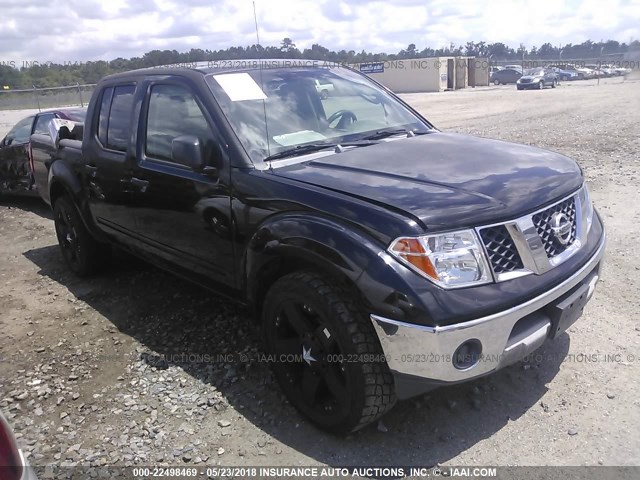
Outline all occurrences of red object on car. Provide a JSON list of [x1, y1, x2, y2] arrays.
[[0, 413, 24, 480]]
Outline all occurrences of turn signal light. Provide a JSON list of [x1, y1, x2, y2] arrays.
[[390, 238, 439, 280], [388, 230, 492, 289]]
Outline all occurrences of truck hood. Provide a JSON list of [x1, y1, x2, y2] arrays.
[[271, 132, 583, 229]]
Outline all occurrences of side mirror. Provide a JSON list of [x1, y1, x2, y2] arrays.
[[172, 135, 204, 170], [172, 135, 221, 177], [4, 136, 13, 146]]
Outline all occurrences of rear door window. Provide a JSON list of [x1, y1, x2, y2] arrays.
[[97, 85, 135, 152]]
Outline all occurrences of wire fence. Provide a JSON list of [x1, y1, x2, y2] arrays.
[[0, 84, 96, 111]]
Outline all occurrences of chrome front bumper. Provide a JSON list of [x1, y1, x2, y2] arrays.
[[371, 231, 606, 386]]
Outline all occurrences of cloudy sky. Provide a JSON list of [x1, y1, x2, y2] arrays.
[[1, 0, 639, 63]]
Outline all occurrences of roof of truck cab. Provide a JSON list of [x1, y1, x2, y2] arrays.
[[101, 59, 353, 81]]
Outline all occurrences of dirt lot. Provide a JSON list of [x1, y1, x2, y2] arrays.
[[1, 76, 639, 473]]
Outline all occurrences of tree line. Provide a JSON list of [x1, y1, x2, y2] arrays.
[[1, 38, 637, 90]]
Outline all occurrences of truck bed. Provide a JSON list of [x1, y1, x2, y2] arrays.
[[30, 135, 83, 205]]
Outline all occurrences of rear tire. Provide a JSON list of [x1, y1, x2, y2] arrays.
[[262, 271, 396, 434], [551, 80, 556, 88], [53, 196, 111, 277]]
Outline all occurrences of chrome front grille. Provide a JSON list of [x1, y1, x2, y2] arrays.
[[532, 197, 577, 257], [479, 225, 524, 273], [477, 188, 589, 281]]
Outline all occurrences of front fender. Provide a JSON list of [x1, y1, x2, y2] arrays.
[[244, 213, 383, 304]]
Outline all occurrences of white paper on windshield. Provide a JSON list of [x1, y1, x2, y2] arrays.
[[213, 73, 267, 101], [273, 130, 327, 146]]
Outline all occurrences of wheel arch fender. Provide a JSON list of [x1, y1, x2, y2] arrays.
[[48, 161, 82, 207], [48, 162, 105, 241], [244, 213, 383, 315]]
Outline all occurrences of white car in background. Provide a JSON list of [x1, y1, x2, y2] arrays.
[[585, 65, 607, 77], [599, 65, 617, 77], [614, 66, 631, 76], [314, 79, 335, 99], [574, 67, 596, 79]]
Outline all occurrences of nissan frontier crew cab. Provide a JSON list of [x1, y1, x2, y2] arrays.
[[30, 60, 606, 434]]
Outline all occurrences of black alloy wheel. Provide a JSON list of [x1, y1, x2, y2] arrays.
[[263, 271, 395, 434], [53, 196, 110, 276]]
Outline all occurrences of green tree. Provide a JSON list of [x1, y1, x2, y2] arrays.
[[280, 37, 297, 52]]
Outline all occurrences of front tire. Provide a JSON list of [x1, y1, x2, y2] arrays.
[[493, 79, 500, 85], [538, 80, 544, 89], [262, 271, 396, 434], [53, 196, 111, 276]]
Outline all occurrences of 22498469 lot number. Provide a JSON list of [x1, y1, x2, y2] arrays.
[[133, 467, 198, 477]]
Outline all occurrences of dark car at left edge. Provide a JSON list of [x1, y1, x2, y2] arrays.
[[0, 108, 86, 198]]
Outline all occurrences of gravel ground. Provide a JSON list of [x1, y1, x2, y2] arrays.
[[1, 75, 639, 474]]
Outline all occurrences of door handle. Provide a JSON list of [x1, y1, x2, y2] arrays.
[[119, 177, 149, 192], [129, 177, 149, 188], [126, 177, 150, 193], [84, 164, 97, 177]]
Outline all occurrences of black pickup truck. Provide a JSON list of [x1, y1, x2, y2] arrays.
[[30, 60, 606, 434]]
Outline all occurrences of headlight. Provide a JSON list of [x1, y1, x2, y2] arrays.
[[388, 230, 492, 289]]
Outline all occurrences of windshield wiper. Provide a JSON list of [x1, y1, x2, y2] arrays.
[[264, 141, 376, 161], [264, 143, 338, 161], [360, 128, 427, 141]]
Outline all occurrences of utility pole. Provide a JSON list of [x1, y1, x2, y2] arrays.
[[598, 46, 604, 86], [32, 85, 41, 112], [488, 54, 494, 84], [76, 83, 84, 107]]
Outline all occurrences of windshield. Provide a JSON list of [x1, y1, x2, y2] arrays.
[[526, 68, 544, 76], [206, 66, 431, 162], [5, 116, 34, 145]]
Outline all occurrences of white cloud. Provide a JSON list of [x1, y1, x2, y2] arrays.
[[0, 0, 638, 63]]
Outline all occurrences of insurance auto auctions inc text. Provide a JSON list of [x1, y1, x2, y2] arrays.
[[248, 466, 497, 477]]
